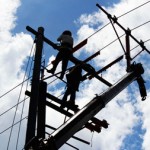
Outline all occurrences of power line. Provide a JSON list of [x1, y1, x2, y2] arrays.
[[0, 116, 27, 135], [16, 53, 34, 150], [86, 1, 150, 40], [7, 42, 35, 150], [0, 97, 29, 117], [0, 77, 31, 99], [45, 20, 150, 85], [132, 20, 150, 31], [99, 20, 150, 53], [117, 1, 150, 18], [0, 43, 35, 100]]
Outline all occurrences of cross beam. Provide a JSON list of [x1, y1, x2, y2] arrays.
[[96, 3, 150, 55], [26, 26, 112, 87]]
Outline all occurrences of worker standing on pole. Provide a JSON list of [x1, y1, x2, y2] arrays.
[[61, 65, 83, 107], [47, 30, 73, 79]]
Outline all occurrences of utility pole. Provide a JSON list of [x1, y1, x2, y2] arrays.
[[25, 27, 44, 145]]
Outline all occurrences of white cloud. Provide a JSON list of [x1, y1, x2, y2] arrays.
[[137, 91, 150, 150], [71, 0, 150, 150], [0, 0, 33, 149]]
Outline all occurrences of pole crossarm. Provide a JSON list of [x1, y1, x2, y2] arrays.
[[96, 3, 150, 55], [26, 26, 112, 87], [45, 63, 144, 149]]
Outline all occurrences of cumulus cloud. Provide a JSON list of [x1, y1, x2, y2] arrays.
[[0, 0, 33, 149], [69, 0, 150, 150]]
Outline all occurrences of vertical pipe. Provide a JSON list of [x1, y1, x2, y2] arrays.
[[126, 29, 131, 72], [37, 81, 47, 138], [25, 27, 44, 146]]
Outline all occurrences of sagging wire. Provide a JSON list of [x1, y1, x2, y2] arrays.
[[98, 20, 150, 53], [7, 41, 35, 150], [0, 77, 31, 99], [86, 1, 150, 41], [16, 43, 36, 150], [0, 97, 29, 118], [117, 1, 150, 19], [0, 116, 28, 135], [0, 44, 36, 100], [132, 20, 150, 31]]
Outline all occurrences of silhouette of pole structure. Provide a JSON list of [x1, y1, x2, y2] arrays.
[[24, 23, 147, 149], [25, 27, 44, 146], [26, 26, 112, 87], [46, 63, 144, 149]]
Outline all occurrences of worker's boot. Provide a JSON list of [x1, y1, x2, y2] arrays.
[[47, 68, 55, 74], [68, 100, 75, 106]]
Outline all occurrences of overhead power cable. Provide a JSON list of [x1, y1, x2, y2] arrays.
[[132, 20, 150, 31], [43, 20, 150, 85], [7, 42, 35, 150], [0, 77, 31, 99], [86, 1, 150, 40], [0, 43, 35, 100], [117, 1, 150, 18], [99, 20, 150, 53], [0, 116, 27, 135], [0, 97, 29, 118], [16, 45, 35, 150]]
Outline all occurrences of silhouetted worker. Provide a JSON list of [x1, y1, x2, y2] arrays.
[[61, 65, 83, 107], [48, 30, 73, 79]]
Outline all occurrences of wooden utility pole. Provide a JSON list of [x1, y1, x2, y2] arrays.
[[25, 27, 44, 145]]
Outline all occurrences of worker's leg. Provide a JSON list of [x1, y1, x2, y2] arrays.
[[61, 88, 71, 108], [60, 59, 68, 79], [62, 88, 70, 102], [48, 51, 63, 74], [60, 50, 72, 79], [69, 90, 76, 105]]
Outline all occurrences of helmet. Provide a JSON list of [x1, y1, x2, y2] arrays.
[[62, 30, 72, 36]]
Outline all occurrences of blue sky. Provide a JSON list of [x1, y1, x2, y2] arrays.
[[0, 0, 150, 150], [14, 0, 120, 35]]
